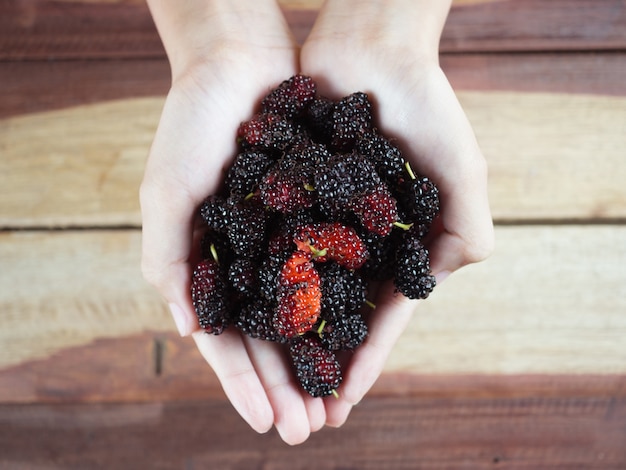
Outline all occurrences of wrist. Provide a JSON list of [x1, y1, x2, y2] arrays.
[[308, 0, 451, 62], [147, 0, 293, 81]]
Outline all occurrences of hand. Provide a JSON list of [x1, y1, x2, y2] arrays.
[[141, 0, 331, 445], [299, 0, 494, 426]]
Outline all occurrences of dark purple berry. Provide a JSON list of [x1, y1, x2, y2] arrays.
[[394, 234, 436, 299], [191, 259, 231, 334], [319, 313, 368, 351], [225, 150, 274, 198], [331, 92, 373, 151], [289, 335, 342, 397]]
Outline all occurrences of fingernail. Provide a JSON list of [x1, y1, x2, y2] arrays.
[[435, 270, 451, 285], [169, 303, 191, 336]]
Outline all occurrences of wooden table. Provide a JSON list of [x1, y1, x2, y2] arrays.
[[1, 0, 625, 467]]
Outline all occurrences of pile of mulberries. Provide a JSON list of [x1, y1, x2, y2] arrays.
[[191, 75, 440, 398]]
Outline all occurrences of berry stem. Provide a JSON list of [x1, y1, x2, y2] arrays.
[[365, 299, 376, 310], [331, 389, 340, 399], [209, 243, 219, 265], [404, 161, 417, 181], [393, 221, 414, 231], [303, 183, 316, 192], [310, 246, 328, 259], [316, 319, 327, 335]]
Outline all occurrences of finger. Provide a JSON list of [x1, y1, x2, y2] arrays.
[[302, 393, 327, 433], [192, 329, 274, 434], [323, 395, 353, 428], [243, 336, 312, 445]]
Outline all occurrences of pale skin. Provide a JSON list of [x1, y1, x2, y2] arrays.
[[141, 0, 494, 445]]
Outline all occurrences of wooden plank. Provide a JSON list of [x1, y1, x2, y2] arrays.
[[1, 0, 625, 59], [2, 53, 625, 120], [2, 88, 625, 227], [0, 97, 160, 228], [1, 226, 625, 402], [0, 59, 170, 120], [463, 91, 626, 221], [442, 0, 626, 52], [0, 0, 165, 60], [0, 395, 625, 468], [442, 52, 626, 97]]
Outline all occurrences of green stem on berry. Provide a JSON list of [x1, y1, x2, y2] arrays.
[[310, 246, 328, 259], [316, 319, 327, 336], [331, 389, 340, 399], [209, 243, 219, 265], [393, 221, 414, 231], [365, 299, 376, 310], [404, 161, 417, 181], [244, 192, 255, 201], [303, 183, 316, 192]]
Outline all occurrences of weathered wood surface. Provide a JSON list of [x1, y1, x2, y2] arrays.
[[2, 0, 625, 59], [1, 226, 625, 402], [1, 394, 625, 469], [1, 0, 625, 466]]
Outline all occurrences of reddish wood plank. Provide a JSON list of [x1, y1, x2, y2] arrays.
[[2, 52, 625, 120], [442, 0, 626, 52], [0, 59, 170, 119], [1, 0, 625, 60], [0, 396, 624, 468], [442, 52, 626, 96], [0, 0, 165, 60]]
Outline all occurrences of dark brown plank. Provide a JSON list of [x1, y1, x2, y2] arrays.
[[0, 59, 170, 119], [1, 396, 624, 468], [2, 0, 625, 60], [2, 52, 625, 120], [442, 52, 626, 96], [0, 0, 165, 60], [442, 0, 626, 52]]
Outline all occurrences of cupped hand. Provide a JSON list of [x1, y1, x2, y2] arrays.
[[299, 1, 495, 426], [140, 4, 331, 444]]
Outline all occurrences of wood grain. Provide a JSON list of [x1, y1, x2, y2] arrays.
[[2, 53, 625, 120], [0, 59, 170, 120], [2, 0, 625, 59], [1, 394, 624, 469], [442, 0, 626, 52], [1, 226, 624, 401], [0, 98, 160, 228], [2, 89, 625, 228], [2, 0, 624, 464]]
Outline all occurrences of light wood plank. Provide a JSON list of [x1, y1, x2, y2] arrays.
[[399, 225, 626, 374], [2, 90, 625, 227], [0, 230, 170, 370], [0, 98, 161, 228], [1, 226, 624, 376], [461, 91, 626, 220]]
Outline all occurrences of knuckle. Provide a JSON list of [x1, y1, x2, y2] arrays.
[[463, 228, 495, 265]]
